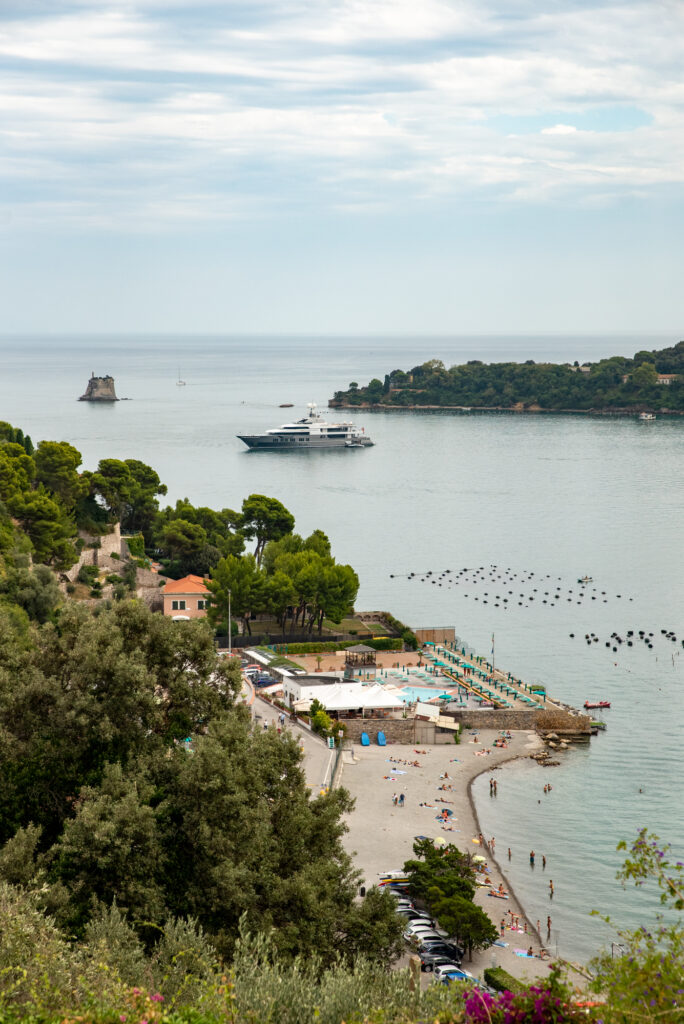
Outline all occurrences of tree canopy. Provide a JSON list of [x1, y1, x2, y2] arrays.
[[331, 340, 684, 412], [0, 598, 400, 965]]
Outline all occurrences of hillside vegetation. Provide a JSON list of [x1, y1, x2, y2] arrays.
[[330, 340, 684, 413]]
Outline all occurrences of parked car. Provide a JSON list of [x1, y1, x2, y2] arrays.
[[419, 952, 462, 973], [434, 965, 475, 985], [420, 939, 465, 960], [404, 919, 448, 938], [396, 908, 429, 920], [403, 921, 439, 936], [403, 927, 442, 945]]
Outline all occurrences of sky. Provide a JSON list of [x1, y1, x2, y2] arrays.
[[1, 0, 683, 335]]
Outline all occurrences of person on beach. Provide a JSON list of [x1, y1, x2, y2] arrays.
[[392, 793, 397, 806], [399, 793, 405, 807], [530, 850, 535, 866], [490, 836, 496, 850], [500, 919, 505, 938], [537, 919, 541, 935], [508, 847, 512, 860], [549, 879, 554, 897], [542, 854, 547, 869], [547, 916, 552, 936]]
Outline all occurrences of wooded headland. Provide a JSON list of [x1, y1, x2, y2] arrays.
[[329, 340, 684, 414]]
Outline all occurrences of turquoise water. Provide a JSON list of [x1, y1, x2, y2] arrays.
[[0, 333, 682, 963], [399, 687, 446, 702]]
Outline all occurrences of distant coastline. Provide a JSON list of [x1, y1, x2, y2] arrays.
[[329, 340, 684, 415], [328, 402, 684, 416]]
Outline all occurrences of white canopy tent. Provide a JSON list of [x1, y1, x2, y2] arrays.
[[307, 682, 404, 714]]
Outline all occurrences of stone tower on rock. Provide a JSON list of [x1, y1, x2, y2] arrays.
[[79, 373, 118, 401]]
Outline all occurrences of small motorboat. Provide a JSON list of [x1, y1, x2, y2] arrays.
[[584, 700, 611, 709], [279, 403, 294, 407], [577, 575, 593, 584]]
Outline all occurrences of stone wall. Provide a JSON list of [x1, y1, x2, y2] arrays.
[[343, 718, 457, 745], [414, 626, 456, 644], [343, 718, 416, 744], [64, 524, 123, 582], [443, 706, 592, 735]]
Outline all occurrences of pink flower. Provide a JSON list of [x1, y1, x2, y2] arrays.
[[151, 992, 164, 1003], [119, 1016, 127, 1022]]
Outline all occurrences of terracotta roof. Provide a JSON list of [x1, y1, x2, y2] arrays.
[[163, 574, 210, 595]]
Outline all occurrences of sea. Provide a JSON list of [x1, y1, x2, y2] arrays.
[[1, 333, 682, 965]]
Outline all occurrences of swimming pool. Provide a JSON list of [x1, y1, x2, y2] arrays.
[[400, 686, 446, 703]]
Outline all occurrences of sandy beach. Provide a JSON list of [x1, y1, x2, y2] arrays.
[[340, 728, 568, 985]]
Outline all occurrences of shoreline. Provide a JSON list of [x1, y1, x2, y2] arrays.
[[467, 756, 546, 951], [338, 729, 562, 984], [328, 403, 683, 417]]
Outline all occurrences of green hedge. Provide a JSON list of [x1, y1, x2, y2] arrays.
[[125, 533, 146, 559], [274, 637, 403, 655], [483, 966, 526, 994]]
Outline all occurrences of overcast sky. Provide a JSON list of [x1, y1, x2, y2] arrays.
[[1, 0, 683, 334]]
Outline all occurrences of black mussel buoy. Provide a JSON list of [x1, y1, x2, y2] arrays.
[[571, 634, 576, 638], [613, 647, 617, 652], [606, 642, 610, 647], [627, 640, 633, 646]]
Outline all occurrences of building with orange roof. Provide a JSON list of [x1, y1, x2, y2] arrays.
[[162, 574, 210, 620]]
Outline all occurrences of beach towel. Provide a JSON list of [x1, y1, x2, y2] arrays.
[[514, 949, 535, 958], [494, 941, 509, 948]]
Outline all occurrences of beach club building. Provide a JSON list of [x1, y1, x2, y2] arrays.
[[282, 675, 405, 719], [162, 574, 210, 620]]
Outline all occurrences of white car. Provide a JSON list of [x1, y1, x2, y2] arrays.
[[403, 928, 442, 946], [433, 965, 475, 984], [404, 919, 447, 937]]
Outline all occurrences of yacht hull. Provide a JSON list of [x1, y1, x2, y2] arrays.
[[238, 435, 373, 449]]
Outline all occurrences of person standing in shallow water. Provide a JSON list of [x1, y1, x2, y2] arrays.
[[530, 850, 535, 866]]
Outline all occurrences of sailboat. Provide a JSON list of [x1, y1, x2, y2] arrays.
[[176, 368, 186, 387]]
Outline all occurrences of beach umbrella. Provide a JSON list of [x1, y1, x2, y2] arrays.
[[472, 855, 486, 863], [434, 836, 446, 847]]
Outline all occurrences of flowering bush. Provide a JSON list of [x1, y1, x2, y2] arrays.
[[463, 965, 595, 1024]]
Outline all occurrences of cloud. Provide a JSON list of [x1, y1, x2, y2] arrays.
[[0, 0, 683, 228], [542, 124, 578, 135]]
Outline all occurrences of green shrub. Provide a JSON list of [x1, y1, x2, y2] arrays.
[[125, 534, 146, 559], [280, 638, 402, 655], [76, 564, 99, 585], [66, 583, 76, 595], [483, 965, 526, 994]]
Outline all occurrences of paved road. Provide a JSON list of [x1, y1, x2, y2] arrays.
[[251, 691, 335, 792]]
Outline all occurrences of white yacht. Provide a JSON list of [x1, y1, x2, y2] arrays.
[[238, 403, 374, 450]]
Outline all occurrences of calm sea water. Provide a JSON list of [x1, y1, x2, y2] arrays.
[[1, 333, 682, 963]]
